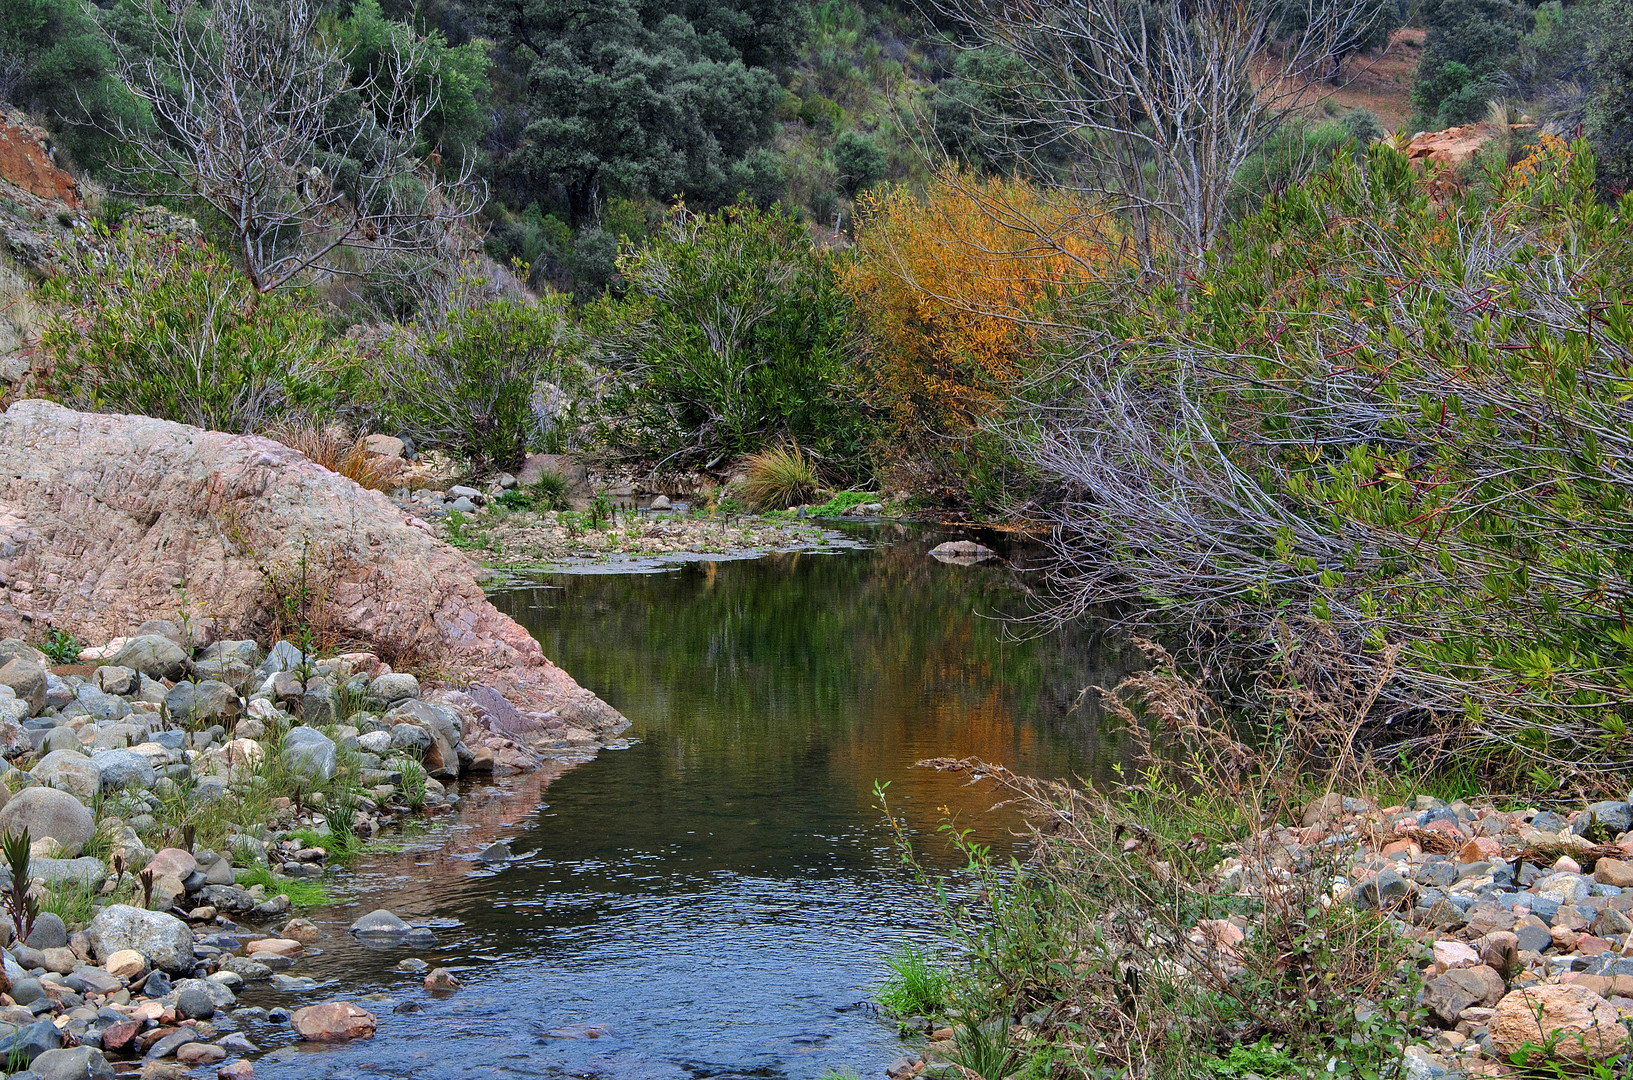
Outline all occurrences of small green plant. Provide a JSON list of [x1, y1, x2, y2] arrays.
[[494, 489, 534, 511], [41, 880, 100, 927], [37, 629, 81, 665], [742, 445, 819, 510], [531, 470, 570, 510], [875, 942, 950, 1017], [2, 829, 37, 945], [588, 490, 614, 529], [397, 757, 428, 810], [443, 510, 487, 550], [1201, 1038, 1299, 1077]]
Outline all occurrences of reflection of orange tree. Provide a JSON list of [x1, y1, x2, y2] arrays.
[[843, 170, 1125, 445]]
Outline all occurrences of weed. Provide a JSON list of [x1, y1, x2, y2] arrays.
[[588, 489, 614, 528], [1, 830, 37, 945], [875, 942, 949, 1018], [1201, 1038, 1299, 1077], [444, 510, 488, 550], [949, 1019, 1018, 1080], [36, 629, 81, 665], [743, 445, 819, 510], [41, 880, 100, 927], [263, 422, 403, 491], [397, 756, 428, 810], [494, 489, 534, 511]]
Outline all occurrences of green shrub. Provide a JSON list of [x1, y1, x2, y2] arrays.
[[377, 270, 589, 472], [590, 201, 869, 471], [39, 227, 352, 433], [530, 470, 571, 510]]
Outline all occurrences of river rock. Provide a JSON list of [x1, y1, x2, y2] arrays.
[[350, 909, 409, 939], [91, 665, 136, 696], [108, 635, 189, 681], [166, 680, 240, 725], [93, 748, 157, 791], [104, 949, 147, 979], [11, 1018, 62, 1064], [74, 684, 129, 721], [175, 982, 217, 1019], [146, 848, 197, 881], [25, 912, 66, 950], [0, 658, 46, 716], [384, 699, 462, 778], [0, 402, 625, 739], [30, 747, 102, 802], [86, 904, 195, 973], [1491, 984, 1631, 1062], [0, 786, 94, 855], [1423, 965, 1505, 1026], [389, 723, 432, 752], [927, 540, 997, 562], [282, 726, 336, 781], [368, 673, 420, 703], [219, 1059, 254, 1078], [29, 1045, 112, 1080], [28, 856, 108, 891], [291, 1001, 377, 1042], [1535, 872, 1593, 905], [425, 967, 460, 991]]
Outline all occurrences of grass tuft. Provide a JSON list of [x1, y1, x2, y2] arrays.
[[233, 864, 334, 908], [742, 445, 818, 510], [875, 942, 949, 1017], [263, 422, 403, 492]]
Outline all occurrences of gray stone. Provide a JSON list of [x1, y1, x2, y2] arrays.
[[30, 1046, 115, 1080], [89, 666, 136, 697], [27, 858, 107, 892], [107, 636, 188, 681], [85, 905, 194, 973], [0, 787, 94, 856], [357, 730, 392, 755], [71, 686, 128, 723], [220, 955, 271, 981], [24, 914, 66, 951], [11, 1018, 62, 1064], [9, 976, 43, 1004], [367, 673, 420, 704], [649, 495, 671, 510], [1422, 965, 1505, 1027], [384, 699, 462, 779], [282, 726, 336, 782], [481, 841, 510, 864], [1534, 872, 1593, 905], [136, 674, 167, 706], [389, 723, 432, 752], [449, 496, 477, 513], [29, 750, 99, 802], [258, 641, 306, 675], [203, 640, 261, 666], [1413, 858, 1457, 889], [38, 727, 79, 755], [350, 909, 408, 938], [142, 971, 172, 996], [174, 983, 215, 1020], [1594, 906, 1633, 937], [1514, 923, 1554, 954], [448, 485, 483, 502], [302, 679, 339, 726], [164, 680, 239, 725], [1530, 810, 1568, 833], [1353, 869, 1412, 909], [91, 749, 155, 792], [133, 619, 187, 652], [1574, 801, 1633, 838], [0, 660, 47, 717]]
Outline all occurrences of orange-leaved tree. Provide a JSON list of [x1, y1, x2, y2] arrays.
[[843, 169, 1124, 446]]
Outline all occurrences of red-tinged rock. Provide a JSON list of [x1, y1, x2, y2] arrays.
[[0, 113, 81, 205], [291, 1002, 377, 1043], [1576, 935, 1614, 956], [425, 967, 461, 991], [219, 1062, 254, 1079], [101, 1019, 141, 1054], [244, 938, 302, 958]]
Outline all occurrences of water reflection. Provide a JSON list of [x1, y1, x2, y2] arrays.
[[249, 526, 1136, 1080]]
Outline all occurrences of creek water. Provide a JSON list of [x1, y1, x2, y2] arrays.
[[248, 525, 1137, 1080]]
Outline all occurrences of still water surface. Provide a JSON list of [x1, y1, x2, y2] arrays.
[[252, 526, 1135, 1080]]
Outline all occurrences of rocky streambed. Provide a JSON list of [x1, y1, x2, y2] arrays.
[[0, 611, 624, 1080]]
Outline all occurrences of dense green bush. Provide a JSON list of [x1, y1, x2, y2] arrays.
[[1586, 0, 1633, 191], [376, 273, 588, 471], [38, 227, 352, 433], [1412, 0, 1531, 128], [589, 201, 868, 470], [1020, 138, 1633, 775]]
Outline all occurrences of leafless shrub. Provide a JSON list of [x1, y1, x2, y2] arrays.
[[98, 0, 482, 295], [920, 0, 1389, 273]]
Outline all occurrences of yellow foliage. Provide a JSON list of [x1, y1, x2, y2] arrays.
[[843, 170, 1123, 440]]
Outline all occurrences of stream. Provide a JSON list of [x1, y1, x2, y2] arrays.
[[246, 525, 1137, 1080]]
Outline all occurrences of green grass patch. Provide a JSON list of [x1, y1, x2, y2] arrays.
[[875, 942, 949, 1018], [233, 864, 334, 908]]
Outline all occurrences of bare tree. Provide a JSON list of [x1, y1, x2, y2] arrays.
[[923, 0, 1385, 273], [100, 0, 481, 296]]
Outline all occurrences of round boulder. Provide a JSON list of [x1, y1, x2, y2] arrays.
[[31, 749, 101, 802], [291, 1001, 377, 1042], [350, 909, 409, 940], [108, 635, 189, 681], [92, 748, 157, 792], [282, 726, 337, 782], [29, 1046, 115, 1080], [86, 904, 195, 973], [0, 786, 95, 856], [368, 673, 420, 704]]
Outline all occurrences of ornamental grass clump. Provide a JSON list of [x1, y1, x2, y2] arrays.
[[742, 445, 819, 510]]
